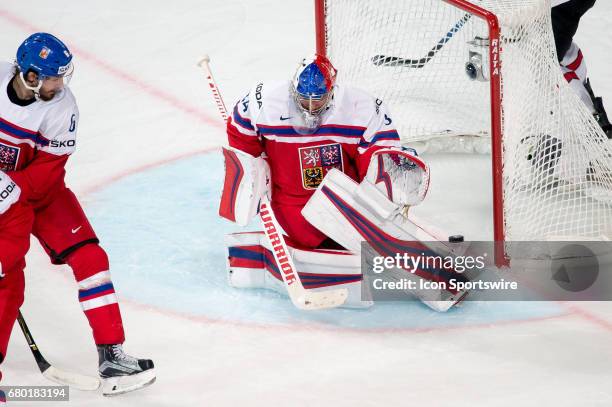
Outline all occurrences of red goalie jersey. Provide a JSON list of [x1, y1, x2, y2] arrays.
[[226, 80, 401, 248]]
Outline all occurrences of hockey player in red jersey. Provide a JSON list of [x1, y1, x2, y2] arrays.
[[225, 55, 402, 248], [220, 55, 469, 312], [0, 33, 154, 395], [0, 171, 33, 396]]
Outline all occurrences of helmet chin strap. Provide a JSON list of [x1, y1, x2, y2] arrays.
[[18, 72, 42, 100]]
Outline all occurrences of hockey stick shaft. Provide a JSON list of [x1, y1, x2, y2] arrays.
[[371, 12, 472, 68], [197, 55, 347, 310], [17, 311, 101, 390], [257, 196, 347, 309], [17, 311, 51, 373], [197, 55, 228, 122]]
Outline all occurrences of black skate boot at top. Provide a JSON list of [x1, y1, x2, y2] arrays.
[[97, 344, 155, 397]]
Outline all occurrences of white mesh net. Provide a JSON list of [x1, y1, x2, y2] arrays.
[[323, 0, 612, 241]]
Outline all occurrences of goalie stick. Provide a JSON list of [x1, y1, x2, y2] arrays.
[[17, 311, 101, 391], [197, 55, 348, 310], [371, 12, 472, 68]]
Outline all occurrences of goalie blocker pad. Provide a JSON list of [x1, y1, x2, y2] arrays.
[[225, 232, 372, 308], [302, 166, 469, 312], [219, 146, 270, 226]]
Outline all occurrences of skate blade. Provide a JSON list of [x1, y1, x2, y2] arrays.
[[102, 369, 156, 397]]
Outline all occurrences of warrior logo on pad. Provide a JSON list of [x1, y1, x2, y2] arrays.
[[299, 143, 343, 190]]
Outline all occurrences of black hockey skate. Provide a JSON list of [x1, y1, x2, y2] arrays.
[[583, 80, 612, 199], [522, 134, 564, 189], [585, 79, 612, 139], [97, 344, 155, 396]]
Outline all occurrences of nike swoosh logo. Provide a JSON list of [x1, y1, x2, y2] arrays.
[[71, 226, 83, 234], [280, 116, 291, 121]]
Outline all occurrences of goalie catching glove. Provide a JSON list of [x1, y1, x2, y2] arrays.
[[356, 147, 429, 220]]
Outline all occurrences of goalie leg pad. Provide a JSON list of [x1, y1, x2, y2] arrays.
[[302, 169, 469, 312], [225, 232, 371, 308]]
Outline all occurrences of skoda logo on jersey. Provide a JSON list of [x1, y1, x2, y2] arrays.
[[50, 139, 76, 148]]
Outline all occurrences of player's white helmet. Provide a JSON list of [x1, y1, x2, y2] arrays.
[[291, 55, 337, 129]]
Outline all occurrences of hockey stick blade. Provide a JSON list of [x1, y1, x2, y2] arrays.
[[294, 289, 348, 311], [17, 312, 101, 391], [371, 13, 472, 68], [43, 366, 101, 391]]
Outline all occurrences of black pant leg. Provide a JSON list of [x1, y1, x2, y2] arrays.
[[551, 0, 596, 61]]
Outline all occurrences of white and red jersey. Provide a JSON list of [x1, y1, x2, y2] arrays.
[[0, 62, 78, 207], [227, 81, 401, 209]]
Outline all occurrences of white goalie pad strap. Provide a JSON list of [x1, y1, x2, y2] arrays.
[[225, 232, 371, 308], [219, 146, 270, 226], [0, 170, 21, 215], [357, 148, 430, 219]]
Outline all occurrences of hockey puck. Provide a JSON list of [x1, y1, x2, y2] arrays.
[[448, 235, 464, 242]]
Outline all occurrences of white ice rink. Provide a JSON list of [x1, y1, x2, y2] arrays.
[[1, 1, 612, 406]]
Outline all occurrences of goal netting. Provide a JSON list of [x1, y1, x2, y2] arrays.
[[317, 0, 612, 245]]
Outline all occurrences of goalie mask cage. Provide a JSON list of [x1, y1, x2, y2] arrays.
[[315, 0, 612, 265]]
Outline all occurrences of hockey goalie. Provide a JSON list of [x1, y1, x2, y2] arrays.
[[219, 55, 469, 312]]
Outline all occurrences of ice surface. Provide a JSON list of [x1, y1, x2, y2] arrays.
[[1, 1, 611, 406]]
